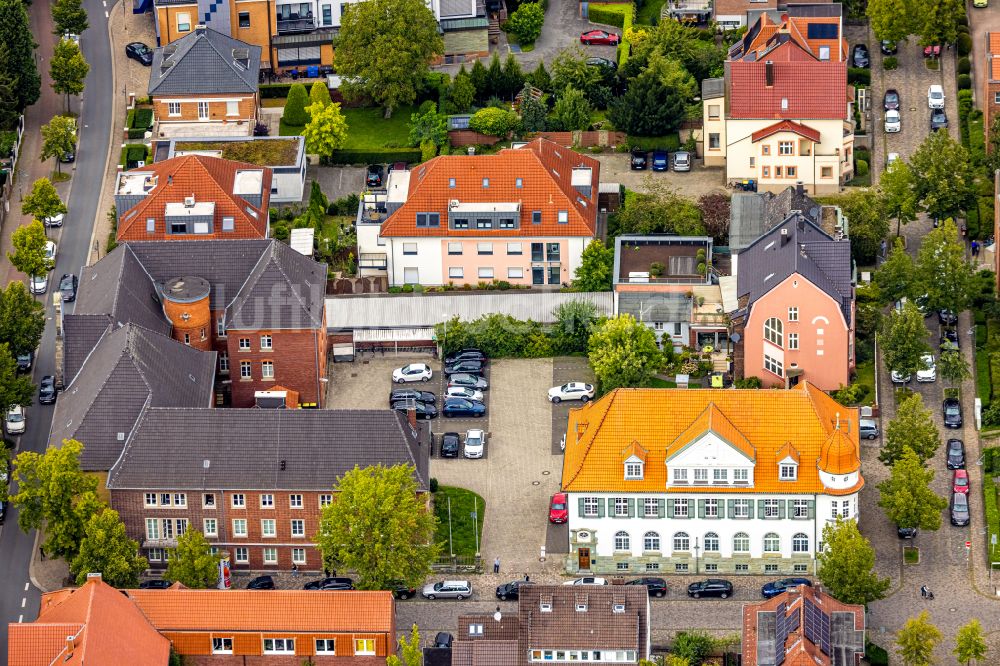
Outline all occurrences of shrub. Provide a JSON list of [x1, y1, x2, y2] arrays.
[[587, 3, 629, 28], [429, 477, 439, 493], [734, 376, 762, 389], [866, 642, 889, 666], [847, 67, 870, 85], [282, 83, 310, 127], [132, 108, 153, 129], [468, 107, 521, 137], [958, 57, 971, 74], [958, 74, 972, 90], [120, 143, 148, 168], [832, 382, 871, 406], [882, 56, 898, 70], [328, 193, 360, 216], [983, 479, 1000, 563], [958, 33, 973, 56], [506, 1, 544, 45], [958, 23, 970, 34], [855, 159, 869, 177]]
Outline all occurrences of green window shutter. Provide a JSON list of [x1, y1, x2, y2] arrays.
[[608, 498, 616, 515], [757, 499, 766, 519], [808, 499, 815, 519], [698, 499, 706, 519], [778, 502, 786, 520], [747, 501, 755, 519], [667, 498, 676, 517], [597, 499, 606, 518], [717, 500, 725, 519], [627, 498, 635, 518], [727, 499, 735, 518], [686, 499, 694, 518], [578, 498, 586, 516], [657, 498, 665, 518]]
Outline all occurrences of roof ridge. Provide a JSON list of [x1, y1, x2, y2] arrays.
[[106, 393, 156, 488], [563, 388, 620, 488], [268, 244, 323, 327]]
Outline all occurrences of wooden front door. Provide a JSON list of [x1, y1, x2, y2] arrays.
[[578, 547, 591, 571]]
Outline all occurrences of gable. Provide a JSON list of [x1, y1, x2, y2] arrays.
[[667, 431, 757, 467]]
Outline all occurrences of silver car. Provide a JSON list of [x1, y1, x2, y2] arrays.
[[445, 385, 484, 402], [421, 580, 471, 600], [672, 151, 691, 172]]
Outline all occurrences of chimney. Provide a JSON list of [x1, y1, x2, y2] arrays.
[[407, 408, 418, 430], [780, 228, 790, 246], [195, 24, 207, 35], [765, 61, 774, 87], [796, 181, 805, 197], [86, 572, 102, 583], [65, 635, 76, 659]]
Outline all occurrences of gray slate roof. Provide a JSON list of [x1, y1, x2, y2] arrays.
[[75, 248, 171, 336], [107, 408, 430, 491], [729, 187, 822, 252], [50, 324, 216, 471], [617, 293, 692, 323], [63, 314, 113, 385], [225, 241, 327, 330], [149, 27, 260, 96]]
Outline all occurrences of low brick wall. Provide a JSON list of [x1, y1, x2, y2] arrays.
[[447, 129, 627, 148]]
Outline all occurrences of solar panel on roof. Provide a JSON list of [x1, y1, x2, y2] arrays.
[[803, 598, 831, 655], [807, 23, 838, 39], [756, 611, 778, 666]]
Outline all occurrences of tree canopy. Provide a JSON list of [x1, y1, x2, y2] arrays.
[[881, 393, 941, 465], [867, 0, 919, 43], [0, 342, 35, 409], [878, 158, 919, 236], [880, 300, 932, 381], [506, 1, 544, 46], [910, 131, 977, 220], [609, 56, 691, 136], [301, 101, 348, 157], [874, 239, 915, 305], [52, 0, 89, 36], [839, 189, 889, 265], [40, 115, 77, 173], [878, 447, 947, 531], [0, 282, 45, 358], [915, 219, 976, 314], [588, 314, 666, 391], [552, 86, 592, 131], [816, 517, 891, 605], [572, 239, 614, 292], [896, 611, 941, 666], [0, 0, 41, 113], [9, 220, 50, 282], [611, 180, 705, 236], [165, 529, 222, 588], [50, 37, 89, 112], [954, 619, 988, 665], [71, 507, 147, 587], [551, 300, 604, 355], [22, 178, 67, 224]]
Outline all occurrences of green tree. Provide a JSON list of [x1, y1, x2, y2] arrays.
[[11, 440, 103, 559], [663, 657, 691, 666], [309, 80, 332, 110], [165, 529, 222, 588], [9, 221, 50, 285], [988, 115, 1000, 174], [609, 56, 691, 136], [282, 83, 310, 127], [529, 61, 552, 92], [40, 115, 77, 174], [50, 38, 89, 113], [0, 282, 45, 358], [588, 314, 665, 391], [896, 611, 942, 666], [449, 68, 475, 113], [301, 101, 348, 157], [552, 300, 603, 355], [612, 179, 705, 236], [469, 59, 488, 100], [553, 86, 592, 131], [0, 66, 20, 130], [816, 517, 891, 605], [0, 0, 41, 112], [387, 624, 423, 666], [316, 464, 439, 589], [52, 0, 89, 36], [917, 0, 963, 48], [910, 131, 977, 220], [879, 158, 919, 236], [551, 48, 604, 97], [483, 53, 504, 100], [408, 103, 448, 147], [71, 507, 147, 587], [938, 349, 970, 388], [518, 83, 547, 132], [501, 53, 525, 100], [336, 0, 443, 117], [881, 393, 941, 465], [915, 219, 976, 314], [572, 239, 614, 292], [880, 300, 932, 382], [878, 447, 948, 531], [21, 178, 67, 225], [839, 189, 889, 265], [874, 238, 915, 304], [672, 631, 716, 666], [468, 107, 520, 137], [867, 0, 918, 42], [506, 1, 544, 46], [0, 342, 35, 408], [954, 619, 988, 665]]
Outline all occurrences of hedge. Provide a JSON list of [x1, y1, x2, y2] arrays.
[[865, 643, 888, 666], [325, 148, 422, 165], [120, 143, 149, 169], [958, 74, 972, 90], [977, 347, 992, 404], [587, 3, 630, 28], [260, 83, 293, 99], [983, 477, 1000, 564], [958, 57, 971, 74], [627, 133, 681, 151], [847, 68, 870, 85], [958, 33, 972, 56], [133, 108, 153, 129], [883, 56, 898, 70]]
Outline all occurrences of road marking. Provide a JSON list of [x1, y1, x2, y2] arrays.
[[104, 10, 109, 17], [23, 583, 28, 592], [18, 615, 22, 623], [20, 597, 26, 608]]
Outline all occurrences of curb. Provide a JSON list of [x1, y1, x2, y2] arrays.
[[27, 529, 45, 593]]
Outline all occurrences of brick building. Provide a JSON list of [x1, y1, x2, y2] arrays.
[[986, 34, 1000, 148], [107, 408, 430, 571]]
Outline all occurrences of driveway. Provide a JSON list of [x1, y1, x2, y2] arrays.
[[969, 2, 1000, 111], [308, 164, 366, 205], [592, 154, 728, 198]]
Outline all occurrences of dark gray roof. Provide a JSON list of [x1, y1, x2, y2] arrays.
[[702, 77, 724, 100], [617, 293, 692, 323], [786, 2, 843, 17], [62, 314, 112, 385], [225, 241, 327, 330], [76, 247, 171, 336], [148, 27, 260, 96], [736, 214, 853, 323], [51, 324, 216, 471], [107, 408, 430, 491], [729, 187, 822, 252]]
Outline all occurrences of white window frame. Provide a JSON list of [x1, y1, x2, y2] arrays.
[[176, 12, 191, 31], [583, 497, 599, 517], [792, 533, 809, 552], [203, 518, 217, 537], [478, 267, 494, 279], [625, 462, 643, 479], [644, 497, 658, 517], [263, 547, 278, 564], [704, 499, 719, 517], [261, 361, 274, 379], [144, 493, 157, 507], [672, 532, 690, 552], [734, 469, 749, 483], [263, 638, 294, 655], [764, 498, 780, 517], [778, 141, 794, 155], [788, 307, 799, 321], [733, 499, 750, 518], [289, 494, 303, 508], [693, 468, 708, 484], [260, 335, 272, 350], [713, 468, 728, 484], [260, 494, 274, 508], [733, 532, 750, 552], [145, 518, 160, 540], [167, 102, 181, 116], [614, 498, 628, 517], [673, 468, 688, 484], [292, 547, 307, 564], [316, 639, 337, 654], [508, 267, 524, 279], [231, 493, 245, 508], [704, 532, 720, 552], [507, 242, 522, 255], [232, 519, 247, 537], [319, 494, 333, 507], [212, 637, 234, 655], [673, 500, 688, 518], [402, 242, 418, 255], [643, 531, 660, 552], [793, 499, 809, 518], [614, 531, 630, 551], [239, 337, 251, 350], [780, 464, 798, 480], [764, 532, 781, 552], [239, 361, 251, 379], [764, 317, 783, 346], [291, 519, 305, 537], [355, 639, 376, 656], [234, 546, 249, 563], [226, 100, 239, 117], [765, 353, 784, 378], [788, 333, 799, 350], [261, 518, 276, 537]]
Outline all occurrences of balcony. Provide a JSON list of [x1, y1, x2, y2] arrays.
[[359, 253, 388, 270], [276, 12, 315, 33]]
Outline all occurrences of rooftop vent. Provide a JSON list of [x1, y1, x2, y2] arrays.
[[765, 61, 774, 87], [184, 195, 195, 207]]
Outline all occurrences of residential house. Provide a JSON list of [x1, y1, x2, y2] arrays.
[[714, 0, 778, 31], [986, 33, 1000, 148], [149, 26, 260, 138], [356, 139, 599, 288], [733, 212, 853, 390], [107, 408, 430, 571], [702, 4, 854, 194], [452, 585, 650, 666], [115, 155, 271, 240], [742, 585, 865, 666], [561, 383, 863, 575]]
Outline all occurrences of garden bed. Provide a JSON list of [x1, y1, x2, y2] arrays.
[[903, 546, 919, 564], [433, 485, 486, 557]]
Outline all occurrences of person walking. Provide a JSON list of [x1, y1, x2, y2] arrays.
[[494, 557, 500, 574], [920, 585, 928, 598], [972, 240, 979, 257]]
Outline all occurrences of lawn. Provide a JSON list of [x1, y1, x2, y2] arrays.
[[903, 546, 919, 564], [341, 105, 415, 151], [279, 119, 304, 136], [635, 0, 666, 25], [650, 378, 677, 388], [434, 485, 486, 558]]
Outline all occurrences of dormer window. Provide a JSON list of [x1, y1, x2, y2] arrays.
[[780, 463, 798, 480], [449, 178, 456, 188], [468, 624, 483, 636], [673, 468, 688, 484], [613, 603, 626, 613], [625, 462, 643, 479], [575, 602, 587, 612], [540, 598, 552, 613]]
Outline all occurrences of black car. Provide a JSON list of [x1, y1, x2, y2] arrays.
[[444, 348, 487, 365], [947, 438, 966, 469], [15, 351, 33, 372], [125, 42, 154, 66], [60, 273, 78, 302], [881, 39, 898, 55], [38, 375, 57, 404], [852, 43, 870, 68], [366, 164, 385, 188], [943, 397, 963, 428], [442, 397, 486, 418], [585, 56, 617, 70], [389, 580, 417, 600], [496, 579, 534, 600], [761, 578, 812, 599], [940, 327, 960, 350], [138, 579, 173, 589], [246, 575, 275, 590], [388, 389, 436, 405], [930, 109, 948, 131], [938, 309, 958, 325], [434, 633, 454, 649], [630, 149, 648, 170], [303, 577, 355, 590], [897, 526, 918, 539], [444, 359, 486, 376], [60, 146, 76, 163], [883, 89, 900, 111], [391, 400, 437, 420], [448, 373, 489, 391], [687, 579, 733, 599], [624, 577, 667, 598], [951, 492, 970, 526], [440, 432, 461, 458]]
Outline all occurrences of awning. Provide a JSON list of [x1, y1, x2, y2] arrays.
[[352, 328, 436, 343]]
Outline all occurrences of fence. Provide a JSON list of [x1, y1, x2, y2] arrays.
[[447, 129, 627, 148], [431, 554, 483, 573]]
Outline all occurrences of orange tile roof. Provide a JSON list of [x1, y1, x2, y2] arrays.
[[379, 138, 599, 238], [126, 588, 394, 633], [621, 440, 648, 463], [991, 56, 1000, 82], [818, 428, 860, 474], [751, 120, 821, 143], [776, 442, 800, 464], [561, 382, 863, 495], [8, 576, 170, 666], [990, 32, 1000, 54], [117, 154, 271, 240]]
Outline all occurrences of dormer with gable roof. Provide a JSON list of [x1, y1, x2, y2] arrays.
[[622, 441, 647, 480], [776, 442, 800, 482], [664, 403, 756, 488]]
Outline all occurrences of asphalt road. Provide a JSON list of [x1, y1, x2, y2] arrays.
[[0, 0, 112, 657]]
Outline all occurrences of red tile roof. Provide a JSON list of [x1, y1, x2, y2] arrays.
[[729, 58, 849, 120], [117, 154, 271, 241], [751, 120, 821, 143], [990, 32, 1000, 54], [379, 138, 599, 238]]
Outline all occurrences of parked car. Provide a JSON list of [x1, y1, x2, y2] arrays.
[[940, 327, 960, 350], [950, 492, 970, 526], [16, 351, 33, 372], [444, 359, 486, 376], [938, 309, 958, 325], [881, 40, 898, 55], [442, 397, 486, 418], [975, 0, 988, 7], [44, 240, 57, 266], [5, 405, 25, 435], [563, 577, 607, 586], [687, 579, 734, 599], [761, 578, 812, 599], [440, 432, 460, 458], [548, 382, 595, 404], [585, 56, 617, 69], [421, 580, 471, 599], [859, 418, 880, 440], [580, 29, 620, 45], [673, 151, 691, 172], [928, 84, 945, 108], [549, 492, 568, 523], [138, 579, 172, 589], [953, 469, 970, 495], [303, 577, 355, 591], [883, 89, 900, 111], [946, 438, 966, 469], [886, 152, 900, 167], [943, 398, 963, 428], [246, 575, 275, 590], [60, 144, 76, 164], [38, 376, 57, 405], [464, 429, 486, 458], [923, 44, 942, 59], [930, 108, 948, 131], [890, 369, 911, 383], [44, 213, 64, 228], [389, 581, 417, 600], [391, 400, 437, 420], [29, 275, 48, 295], [60, 273, 78, 302], [125, 41, 154, 65], [851, 43, 870, 68], [496, 579, 534, 600], [445, 386, 484, 402], [366, 164, 385, 188], [897, 526, 918, 539], [884, 109, 901, 133], [623, 577, 667, 598], [388, 389, 436, 405], [448, 373, 488, 391], [393, 363, 433, 383], [444, 348, 487, 365], [651, 150, 669, 171], [433, 633, 454, 649], [916, 354, 936, 382], [630, 149, 648, 170]]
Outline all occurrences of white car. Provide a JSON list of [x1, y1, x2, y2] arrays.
[[563, 577, 607, 586], [884, 109, 901, 133], [5, 404, 25, 435], [548, 382, 595, 403], [392, 363, 433, 383], [464, 429, 486, 459], [44, 240, 57, 265], [890, 369, 911, 383], [928, 84, 945, 109], [29, 274, 48, 295], [44, 213, 64, 228], [916, 354, 936, 382], [446, 386, 484, 402], [887, 152, 900, 167]]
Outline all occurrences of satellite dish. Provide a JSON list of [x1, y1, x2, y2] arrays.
[[731, 333, 741, 343], [809, 206, 820, 219]]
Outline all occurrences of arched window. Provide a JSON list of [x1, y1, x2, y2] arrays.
[[704, 532, 720, 552], [764, 532, 781, 553], [792, 533, 809, 553], [614, 531, 630, 551], [643, 531, 660, 552], [673, 532, 690, 552], [733, 532, 750, 553], [764, 317, 783, 346]]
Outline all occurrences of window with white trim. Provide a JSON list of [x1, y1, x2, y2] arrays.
[[478, 267, 494, 279], [674, 500, 688, 518], [788, 307, 799, 321], [217, 318, 226, 337], [292, 547, 306, 564], [316, 639, 337, 654], [449, 267, 464, 279], [765, 354, 783, 377], [788, 333, 799, 350], [203, 493, 215, 508], [212, 638, 234, 655], [733, 532, 750, 552], [778, 141, 793, 155], [693, 468, 708, 484], [733, 499, 750, 518], [764, 532, 781, 552], [614, 531, 630, 551], [713, 468, 728, 483], [644, 497, 658, 517], [260, 335, 272, 350], [672, 532, 690, 552], [291, 519, 305, 537], [704, 532, 720, 552], [261, 361, 274, 379], [203, 518, 217, 537], [145, 518, 160, 540], [263, 547, 278, 564], [260, 494, 274, 508], [289, 494, 302, 508], [764, 317, 783, 346], [793, 499, 809, 518], [704, 499, 719, 517], [144, 493, 157, 507], [234, 547, 248, 563], [508, 267, 524, 279], [167, 102, 181, 116], [673, 468, 688, 483], [239, 337, 251, 350], [780, 464, 797, 480], [319, 494, 333, 507], [240, 361, 251, 378], [792, 533, 809, 552], [147, 547, 165, 562], [764, 498, 780, 518], [261, 519, 276, 537], [625, 462, 643, 479], [447, 242, 462, 255], [643, 531, 660, 551], [734, 469, 749, 483], [614, 498, 628, 517], [583, 497, 599, 516], [264, 638, 294, 655], [355, 639, 376, 655], [232, 519, 247, 537], [231, 493, 245, 508]]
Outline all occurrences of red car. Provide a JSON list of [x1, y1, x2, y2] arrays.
[[923, 44, 941, 58], [953, 469, 970, 495], [549, 492, 568, 523], [580, 30, 620, 46]]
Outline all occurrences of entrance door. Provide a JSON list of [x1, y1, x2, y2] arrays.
[[577, 547, 591, 571]]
